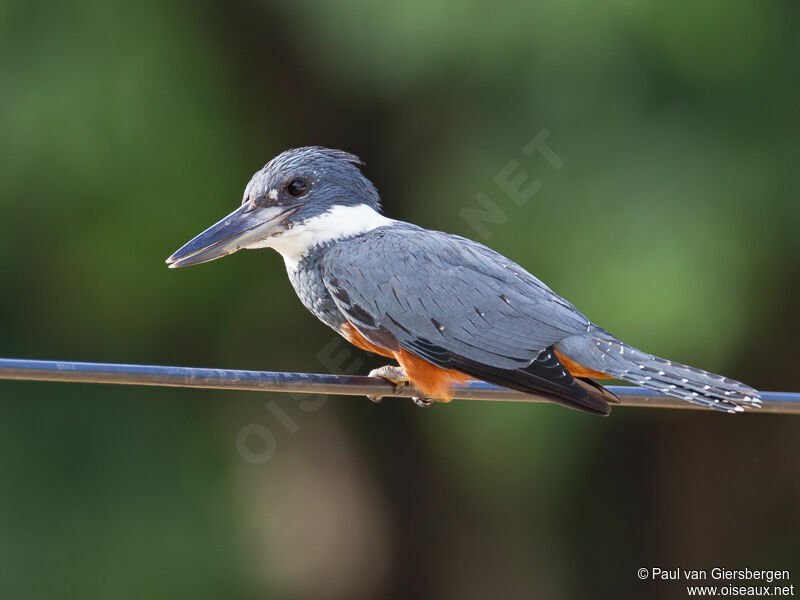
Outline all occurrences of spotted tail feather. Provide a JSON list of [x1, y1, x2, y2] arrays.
[[555, 328, 761, 413]]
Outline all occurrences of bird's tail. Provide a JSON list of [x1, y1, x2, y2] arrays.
[[555, 327, 761, 413]]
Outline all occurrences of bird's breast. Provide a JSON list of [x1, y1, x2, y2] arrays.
[[285, 256, 347, 331]]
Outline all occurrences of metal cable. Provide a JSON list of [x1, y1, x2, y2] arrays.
[[1, 358, 797, 413]]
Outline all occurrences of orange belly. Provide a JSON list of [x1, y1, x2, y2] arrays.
[[340, 322, 470, 401], [393, 348, 471, 402], [341, 321, 610, 401], [340, 322, 395, 358]]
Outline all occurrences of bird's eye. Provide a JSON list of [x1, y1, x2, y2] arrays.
[[287, 179, 308, 197]]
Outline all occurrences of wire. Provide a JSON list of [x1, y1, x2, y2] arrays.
[[0, 358, 797, 413]]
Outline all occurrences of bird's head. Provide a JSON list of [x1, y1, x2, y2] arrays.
[[166, 146, 388, 269]]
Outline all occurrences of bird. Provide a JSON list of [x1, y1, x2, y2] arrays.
[[166, 146, 761, 416]]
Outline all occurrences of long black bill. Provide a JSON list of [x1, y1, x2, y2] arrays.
[[166, 204, 299, 268]]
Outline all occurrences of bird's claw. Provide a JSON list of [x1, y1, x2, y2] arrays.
[[367, 365, 409, 403], [367, 365, 432, 407], [412, 396, 432, 408]]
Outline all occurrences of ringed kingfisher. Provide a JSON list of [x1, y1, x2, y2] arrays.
[[167, 147, 760, 416]]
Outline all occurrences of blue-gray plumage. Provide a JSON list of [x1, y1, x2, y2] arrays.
[[167, 146, 761, 415], [289, 247, 348, 331]]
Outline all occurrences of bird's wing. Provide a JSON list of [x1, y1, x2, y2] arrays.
[[320, 224, 592, 372]]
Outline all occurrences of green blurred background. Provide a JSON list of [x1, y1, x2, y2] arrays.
[[1, 0, 798, 598]]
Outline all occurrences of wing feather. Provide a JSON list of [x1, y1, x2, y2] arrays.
[[322, 224, 590, 369]]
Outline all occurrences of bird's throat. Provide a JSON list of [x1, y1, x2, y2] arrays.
[[252, 204, 395, 271]]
